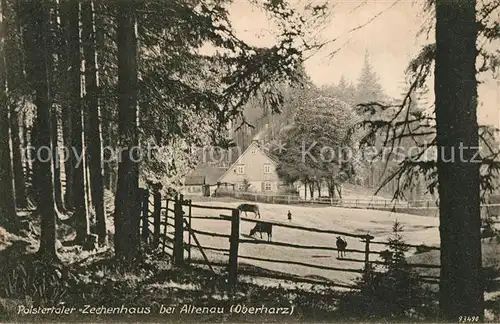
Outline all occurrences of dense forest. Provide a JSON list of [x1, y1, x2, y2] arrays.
[[0, 0, 499, 322]]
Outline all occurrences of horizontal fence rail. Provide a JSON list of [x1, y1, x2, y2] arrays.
[[226, 253, 366, 274], [221, 214, 373, 239], [208, 191, 500, 218], [238, 239, 373, 255]]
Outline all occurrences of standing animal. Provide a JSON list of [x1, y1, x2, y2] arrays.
[[237, 203, 260, 218], [249, 222, 272, 241], [336, 236, 347, 258], [287, 210, 292, 221]]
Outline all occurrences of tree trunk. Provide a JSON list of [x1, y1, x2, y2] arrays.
[[94, 0, 111, 192], [85, 153, 92, 215], [336, 184, 342, 200], [327, 179, 335, 199], [82, 0, 106, 245], [10, 107, 27, 208], [51, 108, 66, 213], [23, 0, 58, 259], [60, 66, 74, 209], [23, 123, 32, 187], [435, 0, 483, 320], [64, 0, 90, 244], [114, 0, 140, 262], [102, 108, 111, 190], [57, 0, 74, 210], [0, 0, 18, 232], [4, 2, 27, 210], [23, 122, 36, 207], [61, 104, 74, 209]]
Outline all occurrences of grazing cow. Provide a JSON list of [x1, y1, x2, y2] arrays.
[[249, 222, 272, 241], [336, 236, 347, 258], [287, 210, 292, 221], [237, 203, 260, 218]]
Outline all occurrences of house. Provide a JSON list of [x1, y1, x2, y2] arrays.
[[183, 175, 207, 196], [217, 140, 283, 193], [182, 166, 228, 196]]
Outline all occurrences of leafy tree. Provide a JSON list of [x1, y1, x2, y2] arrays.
[[277, 92, 360, 198]]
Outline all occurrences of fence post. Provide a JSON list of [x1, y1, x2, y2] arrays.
[[162, 199, 169, 251], [228, 208, 240, 289], [174, 194, 185, 266], [364, 234, 374, 274], [153, 190, 162, 248], [141, 188, 149, 244], [287, 195, 290, 204], [187, 199, 192, 264]]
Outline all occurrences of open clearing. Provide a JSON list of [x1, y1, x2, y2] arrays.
[[175, 199, 444, 286]]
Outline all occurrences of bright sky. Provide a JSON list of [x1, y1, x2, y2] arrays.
[[228, 0, 500, 126]]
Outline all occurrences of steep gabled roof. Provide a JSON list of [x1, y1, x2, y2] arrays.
[[216, 140, 279, 182]]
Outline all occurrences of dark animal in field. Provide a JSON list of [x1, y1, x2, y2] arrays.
[[336, 236, 347, 258], [415, 244, 432, 254], [249, 222, 272, 241], [287, 210, 292, 221], [237, 203, 260, 218]]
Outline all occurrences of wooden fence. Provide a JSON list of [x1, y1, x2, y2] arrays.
[[140, 190, 442, 290], [214, 191, 435, 208]]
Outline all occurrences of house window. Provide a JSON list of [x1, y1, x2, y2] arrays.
[[264, 163, 271, 174], [264, 182, 272, 191], [236, 165, 245, 174]]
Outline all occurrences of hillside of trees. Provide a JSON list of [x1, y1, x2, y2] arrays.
[[229, 53, 431, 201]]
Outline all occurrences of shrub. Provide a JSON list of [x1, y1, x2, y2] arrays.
[[280, 186, 300, 196], [1, 254, 71, 308], [335, 220, 438, 321], [241, 179, 252, 192]]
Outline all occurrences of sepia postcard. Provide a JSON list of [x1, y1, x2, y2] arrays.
[[0, 0, 499, 322]]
